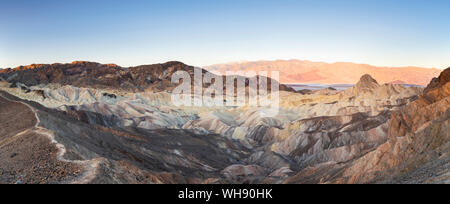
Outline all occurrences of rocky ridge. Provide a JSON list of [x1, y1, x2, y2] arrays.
[[0, 61, 295, 93]]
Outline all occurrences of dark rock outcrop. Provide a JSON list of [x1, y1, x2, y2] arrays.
[[0, 61, 295, 93]]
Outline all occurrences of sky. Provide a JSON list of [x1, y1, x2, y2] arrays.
[[0, 0, 449, 69]]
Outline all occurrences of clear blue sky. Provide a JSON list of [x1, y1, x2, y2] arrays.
[[1, 0, 449, 68]]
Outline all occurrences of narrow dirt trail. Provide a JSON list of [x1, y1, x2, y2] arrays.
[[0, 94, 103, 184]]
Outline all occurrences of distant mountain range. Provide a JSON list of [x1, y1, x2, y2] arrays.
[[206, 60, 442, 86]]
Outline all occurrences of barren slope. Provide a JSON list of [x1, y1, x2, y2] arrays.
[[0, 94, 82, 184]]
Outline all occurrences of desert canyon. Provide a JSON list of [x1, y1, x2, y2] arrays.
[[0, 61, 448, 184]]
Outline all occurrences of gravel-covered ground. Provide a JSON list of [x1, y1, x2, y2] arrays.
[[0, 95, 82, 184]]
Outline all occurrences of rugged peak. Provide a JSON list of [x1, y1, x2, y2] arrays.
[[353, 74, 380, 93], [358, 74, 379, 85], [440, 67, 450, 82], [71, 61, 97, 65], [69, 61, 120, 68], [424, 67, 450, 92], [13, 64, 47, 71]]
